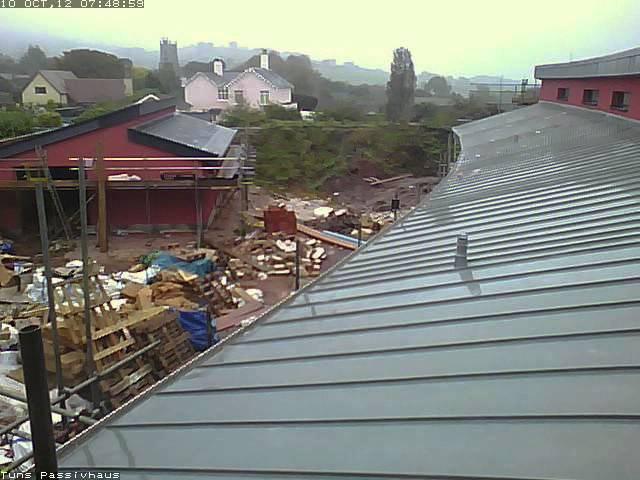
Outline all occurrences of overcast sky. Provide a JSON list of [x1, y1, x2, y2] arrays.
[[2, 0, 640, 78]]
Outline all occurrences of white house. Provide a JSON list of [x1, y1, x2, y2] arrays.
[[184, 49, 295, 112]]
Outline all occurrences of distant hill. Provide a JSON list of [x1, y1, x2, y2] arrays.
[[0, 25, 520, 95]]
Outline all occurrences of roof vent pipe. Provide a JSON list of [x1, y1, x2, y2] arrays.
[[454, 233, 468, 269]]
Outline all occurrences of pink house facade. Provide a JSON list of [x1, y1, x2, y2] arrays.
[[184, 50, 295, 112], [535, 47, 640, 121]]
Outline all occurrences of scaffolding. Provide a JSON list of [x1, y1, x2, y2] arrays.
[[0, 155, 254, 250], [0, 152, 252, 471]]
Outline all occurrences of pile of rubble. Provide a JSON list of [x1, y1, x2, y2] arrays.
[[230, 231, 327, 278], [305, 206, 395, 240]]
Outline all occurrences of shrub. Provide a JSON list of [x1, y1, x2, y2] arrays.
[[0, 111, 33, 138], [35, 111, 62, 128]]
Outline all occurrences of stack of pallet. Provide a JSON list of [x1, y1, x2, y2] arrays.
[[128, 307, 196, 377], [41, 275, 156, 408]]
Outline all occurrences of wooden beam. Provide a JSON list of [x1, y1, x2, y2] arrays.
[[296, 223, 357, 250], [367, 174, 412, 186], [95, 145, 108, 253]]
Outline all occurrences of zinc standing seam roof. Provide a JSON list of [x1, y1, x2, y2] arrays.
[[58, 101, 640, 479]]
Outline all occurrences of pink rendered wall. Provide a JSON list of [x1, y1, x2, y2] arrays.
[[539, 76, 640, 120], [184, 75, 220, 111], [184, 71, 292, 111]]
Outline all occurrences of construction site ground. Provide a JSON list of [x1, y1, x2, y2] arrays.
[[0, 168, 441, 469]]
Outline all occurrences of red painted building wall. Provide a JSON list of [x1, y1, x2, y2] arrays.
[[0, 107, 223, 234], [104, 189, 219, 228], [540, 76, 640, 120]]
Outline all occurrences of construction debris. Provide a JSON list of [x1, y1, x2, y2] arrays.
[[230, 231, 328, 278]]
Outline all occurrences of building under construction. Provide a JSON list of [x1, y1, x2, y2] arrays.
[[0, 98, 242, 243]]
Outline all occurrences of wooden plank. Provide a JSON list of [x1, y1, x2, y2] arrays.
[[94, 338, 134, 362], [96, 146, 109, 253], [108, 364, 153, 396], [368, 174, 412, 186], [297, 223, 357, 250]]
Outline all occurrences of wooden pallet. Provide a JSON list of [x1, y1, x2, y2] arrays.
[[130, 307, 196, 376], [47, 275, 155, 406]]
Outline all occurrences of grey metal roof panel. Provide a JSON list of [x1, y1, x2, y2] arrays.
[[58, 102, 640, 479], [535, 46, 640, 79], [132, 113, 237, 156]]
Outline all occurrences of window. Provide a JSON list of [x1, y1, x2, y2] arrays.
[[557, 87, 569, 101], [611, 91, 631, 111], [34, 86, 47, 94], [260, 90, 270, 105], [217, 87, 229, 100], [234, 90, 244, 103], [582, 89, 599, 106]]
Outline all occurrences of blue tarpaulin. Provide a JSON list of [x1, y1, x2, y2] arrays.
[[150, 252, 214, 278], [177, 309, 219, 351], [0, 240, 14, 254]]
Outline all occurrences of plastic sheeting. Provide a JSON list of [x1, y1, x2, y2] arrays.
[[151, 253, 214, 278], [177, 310, 219, 351]]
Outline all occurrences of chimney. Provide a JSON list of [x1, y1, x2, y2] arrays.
[[212, 58, 225, 76], [260, 49, 269, 70], [454, 233, 468, 269]]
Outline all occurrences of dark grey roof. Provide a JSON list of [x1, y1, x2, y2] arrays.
[[201, 71, 242, 86], [252, 68, 294, 89], [193, 68, 293, 90], [535, 46, 640, 79], [0, 92, 14, 105], [64, 78, 127, 104], [132, 113, 237, 156], [58, 101, 640, 479], [37, 70, 78, 93]]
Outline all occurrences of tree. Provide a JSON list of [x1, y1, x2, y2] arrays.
[[220, 104, 266, 127], [144, 70, 163, 91], [55, 49, 125, 78], [0, 54, 18, 74], [73, 106, 113, 124], [318, 102, 365, 122], [19, 45, 48, 75], [386, 48, 416, 122], [426, 76, 451, 97], [292, 93, 318, 111], [264, 105, 301, 121], [132, 66, 162, 91]]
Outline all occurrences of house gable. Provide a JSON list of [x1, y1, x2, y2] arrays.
[[22, 72, 65, 105], [184, 73, 223, 111], [226, 68, 279, 90]]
